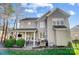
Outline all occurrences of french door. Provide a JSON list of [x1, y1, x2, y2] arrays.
[[26, 32, 34, 46]]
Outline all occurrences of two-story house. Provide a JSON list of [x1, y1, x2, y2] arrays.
[[11, 8, 71, 47]]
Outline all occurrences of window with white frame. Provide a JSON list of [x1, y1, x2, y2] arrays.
[[27, 22, 31, 25], [57, 20, 59, 25], [40, 22, 45, 28], [60, 20, 64, 25], [40, 32, 45, 40], [17, 22, 20, 28], [53, 21, 56, 25], [52, 18, 64, 25]]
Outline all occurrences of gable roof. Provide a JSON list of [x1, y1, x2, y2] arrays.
[[37, 11, 50, 20], [71, 25, 79, 32], [37, 8, 70, 20], [47, 8, 70, 17], [20, 8, 70, 21]]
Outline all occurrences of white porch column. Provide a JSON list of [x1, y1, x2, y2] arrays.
[[33, 32, 35, 47], [24, 32, 26, 47], [16, 32, 18, 40]]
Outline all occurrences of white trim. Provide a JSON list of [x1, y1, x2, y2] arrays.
[[16, 32, 18, 40], [12, 30, 37, 32], [33, 32, 36, 47], [40, 22, 45, 28], [24, 32, 26, 47], [54, 28, 68, 30]]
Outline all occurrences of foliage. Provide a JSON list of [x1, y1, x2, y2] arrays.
[[16, 39, 25, 48], [72, 39, 79, 43], [5, 4, 15, 16], [9, 36, 14, 39], [0, 4, 15, 41], [4, 37, 16, 48], [67, 42, 72, 47]]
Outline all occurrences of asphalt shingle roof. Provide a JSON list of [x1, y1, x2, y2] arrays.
[[20, 18, 38, 21], [71, 25, 79, 32]]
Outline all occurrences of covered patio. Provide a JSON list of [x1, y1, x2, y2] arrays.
[[10, 28, 39, 47]]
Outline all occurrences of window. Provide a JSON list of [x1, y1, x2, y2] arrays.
[[40, 32, 45, 39], [17, 22, 20, 28], [27, 22, 31, 25], [52, 18, 64, 25], [61, 20, 64, 25], [53, 21, 56, 25], [53, 20, 64, 25], [40, 22, 45, 28], [57, 20, 59, 25]]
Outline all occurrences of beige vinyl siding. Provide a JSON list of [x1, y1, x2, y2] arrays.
[[20, 20, 37, 29]]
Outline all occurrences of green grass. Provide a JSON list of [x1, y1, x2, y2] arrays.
[[8, 48, 75, 55], [7, 42, 79, 55]]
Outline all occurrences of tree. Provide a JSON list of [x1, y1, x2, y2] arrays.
[[13, 4, 22, 39], [4, 4, 15, 41], [0, 4, 15, 42]]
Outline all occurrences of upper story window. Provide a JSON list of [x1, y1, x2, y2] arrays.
[[40, 22, 45, 28], [17, 22, 20, 28], [61, 20, 64, 25], [53, 20, 64, 25], [27, 22, 31, 25], [52, 18, 64, 25], [53, 21, 56, 25], [57, 20, 59, 25]]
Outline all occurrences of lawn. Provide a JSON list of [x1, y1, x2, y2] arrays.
[[7, 42, 79, 55], [8, 48, 75, 55]]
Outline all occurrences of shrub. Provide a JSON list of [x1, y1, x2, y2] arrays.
[[72, 39, 79, 43], [16, 39, 25, 48], [4, 37, 16, 48], [67, 42, 72, 47]]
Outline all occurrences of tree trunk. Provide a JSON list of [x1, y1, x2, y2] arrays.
[[1, 19, 5, 43], [4, 20, 8, 42]]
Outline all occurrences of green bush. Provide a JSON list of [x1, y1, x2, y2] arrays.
[[4, 38, 16, 48], [67, 42, 72, 47], [16, 39, 25, 48], [72, 39, 79, 43]]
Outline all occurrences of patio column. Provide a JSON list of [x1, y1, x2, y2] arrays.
[[33, 32, 35, 47], [16, 32, 18, 40], [24, 32, 26, 47]]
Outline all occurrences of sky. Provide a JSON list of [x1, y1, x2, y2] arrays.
[[5, 3, 79, 28]]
